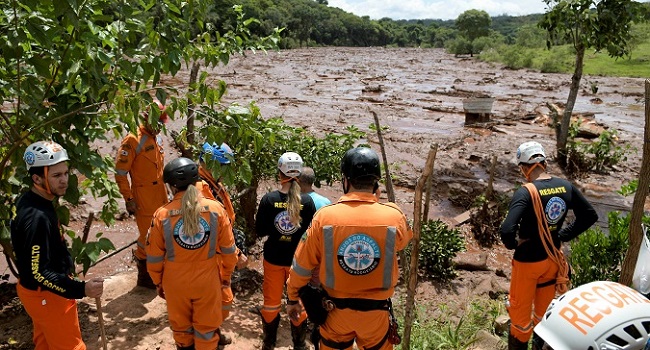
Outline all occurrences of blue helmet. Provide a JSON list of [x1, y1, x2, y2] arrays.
[[199, 142, 234, 164]]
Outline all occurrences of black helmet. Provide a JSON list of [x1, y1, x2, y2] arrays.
[[163, 157, 199, 189], [341, 147, 381, 181]]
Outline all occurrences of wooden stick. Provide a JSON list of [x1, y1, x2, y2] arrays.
[[423, 144, 438, 220], [402, 144, 438, 350], [96, 297, 108, 350], [81, 211, 95, 244], [371, 109, 396, 203]]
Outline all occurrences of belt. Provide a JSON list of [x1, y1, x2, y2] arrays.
[[329, 297, 389, 311]]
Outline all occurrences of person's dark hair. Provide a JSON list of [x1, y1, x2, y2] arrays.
[[298, 167, 316, 186], [28, 166, 45, 177]]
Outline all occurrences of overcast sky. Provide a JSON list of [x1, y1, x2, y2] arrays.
[[327, 0, 550, 20]]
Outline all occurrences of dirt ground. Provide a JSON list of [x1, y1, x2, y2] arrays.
[[1, 47, 648, 350]]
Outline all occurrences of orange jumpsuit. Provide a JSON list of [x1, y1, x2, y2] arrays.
[[287, 192, 413, 350], [146, 192, 237, 350], [115, 125, 169, 260], [197, 170, 238, 319]]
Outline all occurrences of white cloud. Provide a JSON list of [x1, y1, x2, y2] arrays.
[[327, 0, 550, 20]]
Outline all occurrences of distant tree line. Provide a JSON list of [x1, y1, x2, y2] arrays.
[[206, 0, 547, 49]]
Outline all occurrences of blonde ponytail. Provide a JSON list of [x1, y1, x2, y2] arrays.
[[180, 185, 202, 237], [287, 180, 302, 227]]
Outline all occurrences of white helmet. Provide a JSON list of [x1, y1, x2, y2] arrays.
[[516, 141, 546, 165], [24, 141, 69, 170], [534, 281, 650, 350], [278, 152, 303, 177]]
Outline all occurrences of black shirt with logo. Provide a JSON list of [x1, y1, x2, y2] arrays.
[[500, 177, 598, 262], [255, 190, 316, 266]]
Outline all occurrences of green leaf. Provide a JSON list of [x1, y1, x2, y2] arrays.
[[25, 20, 51, 47], [98, 237, 116, 252], [56, 206, 71, 226], [165, 0, 181, 15]]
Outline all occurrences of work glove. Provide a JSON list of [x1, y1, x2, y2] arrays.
[[125, 199, 137, 215], [156, 284, 165, 299]]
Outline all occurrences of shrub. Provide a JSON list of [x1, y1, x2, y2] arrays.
[[446, 37, 473, 56], [470, 192, 511, 247], [540, 46, 573, 73], [500, 45, 534, 69], [567, 121, 632, 173], [570, 211, 630, 286], [414, 219, 465, 281]]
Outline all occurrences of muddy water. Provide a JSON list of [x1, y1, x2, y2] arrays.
[[2, 47, 646, 281]]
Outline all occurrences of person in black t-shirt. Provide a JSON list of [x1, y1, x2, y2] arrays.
[[500, 141, 598, 350], [11, 140, 104, 349], [255, 152, 316, 350]]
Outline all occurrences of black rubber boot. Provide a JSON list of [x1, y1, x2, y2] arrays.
[[176, 344, 195, 350], [310, 325, 321, 350], [136, 258, 156, 289], [217, 328, 232, 346], [291, 321, 308, 350], [262, 315, 280, 350], [531, 332, 545, 350], [508, 333, 529, 350]]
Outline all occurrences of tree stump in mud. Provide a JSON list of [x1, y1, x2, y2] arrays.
[[463, 97, 495, 125]]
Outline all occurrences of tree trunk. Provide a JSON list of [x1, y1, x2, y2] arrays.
[[184, 62, 200, 158], [557, 45, 585, 169], [619, 80, 650, 286], [239, 178, 260, 245]]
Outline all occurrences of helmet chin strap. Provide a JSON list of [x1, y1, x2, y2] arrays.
[[33, 166, 55, 199], [522, 162, 544, 182], [280, 177, 298, 184], [342, 177, 350, 194]]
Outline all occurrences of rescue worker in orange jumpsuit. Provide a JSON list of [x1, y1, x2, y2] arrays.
[[256, 152, 316, 350], [286, 147, 413, 350], [11, 140, 104, 350], [500, 141, 598, 350], [197, 142, 248, 347], [146, 157, 238, 350], [115, 100, 170, 288]]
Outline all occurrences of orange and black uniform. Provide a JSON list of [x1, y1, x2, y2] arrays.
[[255, 190, 316, 325], [197, 167, 240, 319], [11, 190, 88, 350], [287, 192, 413, 350], [146, 192, 237, 350], [500, 177, 597, 343], [115, 125, 169, 260]]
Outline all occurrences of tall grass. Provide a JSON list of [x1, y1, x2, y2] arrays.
[[396, 297, 507, 350]]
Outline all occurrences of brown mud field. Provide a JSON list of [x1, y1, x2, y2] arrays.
[[1, 47, 648, 350]]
